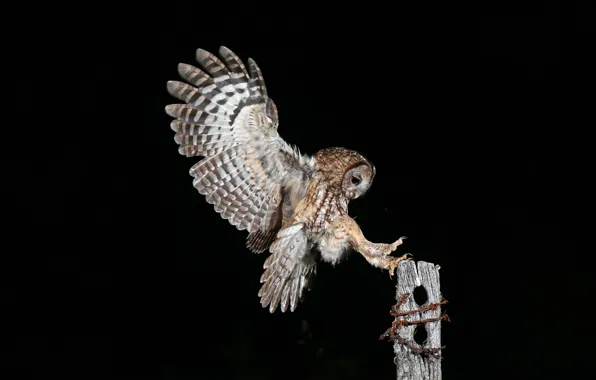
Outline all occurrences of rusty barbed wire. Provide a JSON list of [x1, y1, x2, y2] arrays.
[[380, 292, 450, 359]]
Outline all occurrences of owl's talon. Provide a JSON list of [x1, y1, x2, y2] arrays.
[[389, 236, 407, 251], [386, 254, 410, 277]]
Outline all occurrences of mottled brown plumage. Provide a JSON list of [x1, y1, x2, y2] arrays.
[[165, 46, 409, 313]]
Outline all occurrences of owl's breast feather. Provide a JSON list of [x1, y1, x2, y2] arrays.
[[317, 229, 351, 266]]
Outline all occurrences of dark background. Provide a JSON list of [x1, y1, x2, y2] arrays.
[[5, 1, 594, 379]]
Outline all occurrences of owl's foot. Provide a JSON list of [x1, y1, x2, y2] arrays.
[[385, 253, 412, 278], [365, 236, 407, 257]]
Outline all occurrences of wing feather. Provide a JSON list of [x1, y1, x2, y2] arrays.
[[258, 223, 317, 313], [165, 46, 314, 234]]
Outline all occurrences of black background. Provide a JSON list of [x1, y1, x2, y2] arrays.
[[5, 2, 594, 379]]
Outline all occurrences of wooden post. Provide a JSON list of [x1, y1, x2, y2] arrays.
[[387, 260, 446, 380]]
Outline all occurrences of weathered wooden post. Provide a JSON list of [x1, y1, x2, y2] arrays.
[[380, 260, 448, 380]]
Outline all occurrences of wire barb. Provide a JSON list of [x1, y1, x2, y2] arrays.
[[379, 292, 450, 359]]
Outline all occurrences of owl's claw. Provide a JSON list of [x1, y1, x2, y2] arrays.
[[386, 253, 411, 278], [388, 236, 407, 252]]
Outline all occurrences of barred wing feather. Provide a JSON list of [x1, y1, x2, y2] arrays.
[[165, 46, 313, 234]]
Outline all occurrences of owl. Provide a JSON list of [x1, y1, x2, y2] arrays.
[[165, 46, 409, 313]]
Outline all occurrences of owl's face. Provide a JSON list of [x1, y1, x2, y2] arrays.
[[314, 147, 376, 200], [342, 162, 375, 200]]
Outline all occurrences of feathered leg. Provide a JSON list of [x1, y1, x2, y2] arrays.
[[327, 215, 411, 276]]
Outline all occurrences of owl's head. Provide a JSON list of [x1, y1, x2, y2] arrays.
[[315, 147, 376, 200]]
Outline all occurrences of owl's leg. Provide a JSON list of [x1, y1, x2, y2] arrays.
[[330, 215, 410, 275]]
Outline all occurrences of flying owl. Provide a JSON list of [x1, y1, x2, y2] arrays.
[[165, 46, 409, 313]]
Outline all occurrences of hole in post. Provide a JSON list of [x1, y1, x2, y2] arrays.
[[413, 286, 427, 306], [413, 325, 427, 345]]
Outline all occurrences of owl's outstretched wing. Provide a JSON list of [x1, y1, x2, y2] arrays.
[[165, 46, 314, 234], [258, 223, 317, 313]]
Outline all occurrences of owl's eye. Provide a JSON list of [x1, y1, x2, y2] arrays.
[[351, 176, 361, 186]]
